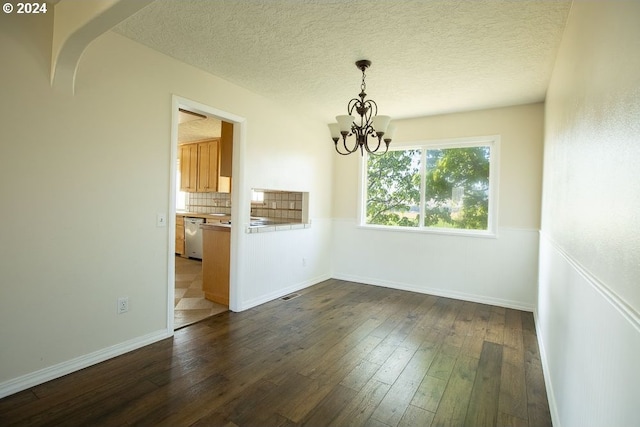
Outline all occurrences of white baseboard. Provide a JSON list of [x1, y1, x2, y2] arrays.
[[0, 328, 172, 399], [533, 308, 561, 427], [332, 273, 535, 312], [237, 273, 332, 311]]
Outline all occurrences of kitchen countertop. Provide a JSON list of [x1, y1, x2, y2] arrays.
[[199, 217, 302, 230], [178, 211, 308, 233], [176, 211, 230, 220]]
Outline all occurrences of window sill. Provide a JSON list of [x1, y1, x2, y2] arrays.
[[357, 223, 497, 239]]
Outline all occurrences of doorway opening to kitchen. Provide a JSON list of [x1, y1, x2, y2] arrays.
[[170, 97, 243, 330]]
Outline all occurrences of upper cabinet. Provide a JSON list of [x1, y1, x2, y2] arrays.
[[179, 143, 198, 192], [196, 139, 219, 192], [180, 139, 229, 193]]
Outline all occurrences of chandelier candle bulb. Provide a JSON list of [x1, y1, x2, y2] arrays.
[[336, 115, 355, 133], [384, 123, 396, 142], [372, 115, 391, 134], [328, 123, 341, 139]]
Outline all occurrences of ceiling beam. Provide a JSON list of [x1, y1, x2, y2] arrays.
[[51, 0, 156, 95]]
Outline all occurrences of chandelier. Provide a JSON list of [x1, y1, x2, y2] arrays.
[[329, 60, 395, 156]]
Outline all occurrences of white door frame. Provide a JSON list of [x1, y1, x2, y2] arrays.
[[167, 95, 246, 332]]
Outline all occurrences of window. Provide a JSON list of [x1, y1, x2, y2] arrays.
[[362, 136, 498, 235], [251, 189, 265, 204]]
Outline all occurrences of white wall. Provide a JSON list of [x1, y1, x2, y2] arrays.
[[538, 2, 640, 426], [332, 104, 544, 310], [0, 12, 332, 396]]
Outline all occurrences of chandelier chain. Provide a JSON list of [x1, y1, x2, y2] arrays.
[[361, 69, 367, 92]]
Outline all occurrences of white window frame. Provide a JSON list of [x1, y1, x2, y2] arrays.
[[358, 135, 500, 238]]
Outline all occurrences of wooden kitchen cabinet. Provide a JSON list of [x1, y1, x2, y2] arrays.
[[196, 139, 219, 192], [179, 139, 229, 193], [175, 215, 185, 256], [179, 143, 198, 192], [205, 216, 230, 224], [202, 226, 230, 306]]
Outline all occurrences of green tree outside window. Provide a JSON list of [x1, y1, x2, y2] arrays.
[[365, 145, 491, 231]]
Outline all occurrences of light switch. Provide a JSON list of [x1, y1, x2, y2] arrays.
[[156, 213, 167, 227]]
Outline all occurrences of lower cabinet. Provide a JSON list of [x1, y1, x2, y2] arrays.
[[202, 226, 230, 306]]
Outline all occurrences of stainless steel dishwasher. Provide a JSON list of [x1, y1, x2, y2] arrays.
[[184, 217, 204, 259]]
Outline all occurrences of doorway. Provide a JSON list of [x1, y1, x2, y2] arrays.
[[169, 96, 243, 331], [174, 256, 227, 329]]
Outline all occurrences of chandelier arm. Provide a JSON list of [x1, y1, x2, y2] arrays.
[[360, 101, 372, 129], [345, 133, 359, 153], [365, 139, 389, 156], [334, 133, 359, 155], [364, 99, 377, 124], [347, 98, 366, 129], [334, 143, 356, 155], [367, 147, 389, 156], [363, 123, 375, 139], [347, 98, 361, 115], [364, 133, 382, 154]]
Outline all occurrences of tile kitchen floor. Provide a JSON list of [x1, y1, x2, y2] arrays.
[[174, 255, 228, 329]]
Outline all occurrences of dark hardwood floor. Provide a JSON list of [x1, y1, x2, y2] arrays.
[[0, 279, 551, 426]]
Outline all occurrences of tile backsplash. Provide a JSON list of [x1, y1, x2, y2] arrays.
[[183, 189, 308, 224], [251, 190, 304, 221], [185, 192, 231, 214]]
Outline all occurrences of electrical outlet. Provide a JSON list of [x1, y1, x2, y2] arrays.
[[117, 297, 129, 314]]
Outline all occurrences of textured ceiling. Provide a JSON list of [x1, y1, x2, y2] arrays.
[[178, 116, 221, 143], [113, 0, 571, 122], [178, 109, 221, 142]]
